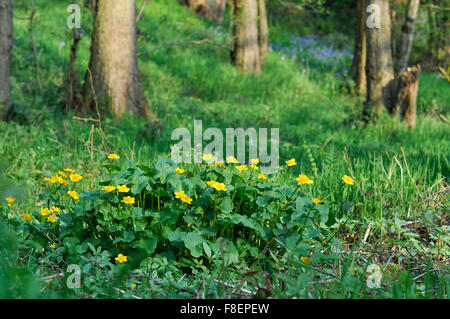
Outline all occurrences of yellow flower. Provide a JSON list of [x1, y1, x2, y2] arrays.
[[21, 213, 32, 221], [41, 207, 52, 216], [51, 206, 61, 213], [115, 253, 128, 263], [175, 167, 185, 174], [69, 173, 83, 182], [236, 165, 248, 171], [6, 197, 15, 206], [58, 171, 67, 178], [202, 153, 213, 161], [213, 161, 224, 167], [117, 185, 130, 193], [207, 181, 227, 191], [174, 190, 186, 199], [43, 177, 52, 183], [265, 220, 270, 228], [50, 243, 57, 249], [180, 195, 193, 205], [312, 198, 323, 204], [102, 185, 116, 192], [50, 175, 60, 183], [47, 214, 56, 223], [226, 156, 238, 164], [122, 196, 135, 205], [64, 168, 75, 174], [57, 176, 69, 186], [108, 153, 120, 160], [286, 158, 297, 167], [67, 190, 79, 200], [250, 158, 260, 165], [300, 256, 311, 265], [250, 164, 259, 171], [342, 175, 355, 185], [257, 174, 267, 179], [296, 174, 313, 186], [131, 283, 137, 291]]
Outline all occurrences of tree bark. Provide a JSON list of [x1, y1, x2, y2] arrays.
[[365, 0, 395, 116], [396, 0, 419, 77], [0, 0, 13, 120], [83, 0, 153, 117], [231, 0, 261, 75], [350, 0, 366, 96], [257, 0, 268, 65], [210, 0, 226, 23]]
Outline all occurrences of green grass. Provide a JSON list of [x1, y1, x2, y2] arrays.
[[0, 0, 448, 298]]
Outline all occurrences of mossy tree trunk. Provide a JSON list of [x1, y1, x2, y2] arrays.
[[351, 0, 366, 96], [0, 0, 13, 120], [365, 0, 395, 116], [83, 0, 153, 118]]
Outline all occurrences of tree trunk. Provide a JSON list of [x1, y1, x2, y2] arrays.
[[350, 0, 366, 96], [231, 0, 261, 75], [396, 64, 420, 128], [210, 0, 226, 24], [365, 0, 395, 116], [257, 0, 268, 65], [179, 0, 211, 18], [0, 0, 13, 120], [396, 0, 419, 77], [83, 0, 153, 117]]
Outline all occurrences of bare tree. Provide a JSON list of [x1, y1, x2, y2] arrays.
[[0, 0, 13, 120], [83, 0, 153, 117]]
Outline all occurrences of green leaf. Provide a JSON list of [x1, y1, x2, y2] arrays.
[[183, 232, 204, 258], [203, 242, 212, 258]]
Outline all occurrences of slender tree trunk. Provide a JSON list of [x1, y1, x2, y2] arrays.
[[257, 0, 268, 65], [365, 0, 395, 116], [351, 0, 366, 95], [0, 0, 13, 120], [83, 0, 153, 117], [231, 0, 261, 75], [396, 0, 419, 77]]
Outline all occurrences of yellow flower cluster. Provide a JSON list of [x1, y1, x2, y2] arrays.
[[174, 190, 193, 204], [40, 205, 60, 223], [206, 181, 227, 192], [43, 169, 81, 186]]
